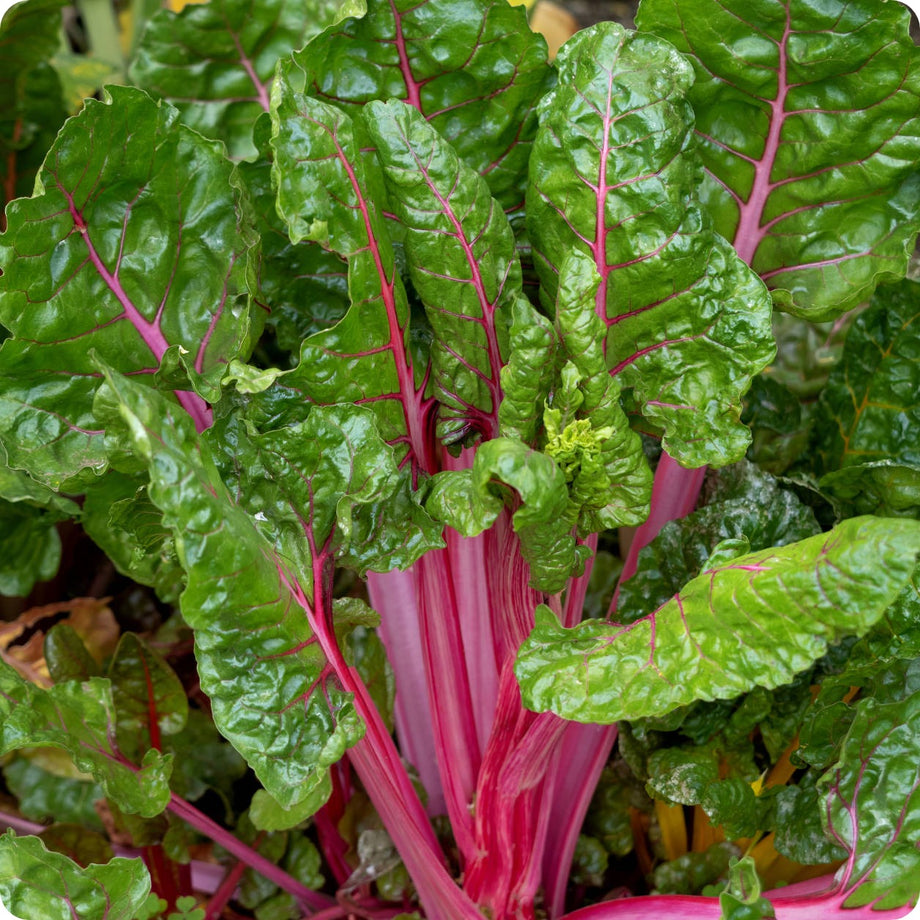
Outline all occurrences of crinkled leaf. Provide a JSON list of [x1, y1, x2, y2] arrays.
[[287, 0, 554, 208], [652, 842, 738, 896], [742, 375, 811, 475], [2, 757, 105, 831], [718, 856, 774, 920], [617, 460, 820, 622], [364, 99, 520, 444], [97, 366, 402, 813], [770, 781, 846, 866], [237, 118, 350, 354], [0, 500, 61, 596], [81, 474, 184, 603], [637, 0, 920, 321], [821, 691, 920, 909], [427, 436, 580, 592], [0, 85, 256, 489], [132, 0, 355, 159], [0, 832, 150, 920], [527, 23, 774, 468], [812, 278, 920, 515], [107, 633, 188, 764], [269, 76, 433, 473], [0, 667, 172, 817], [517, 516, 920, 723]]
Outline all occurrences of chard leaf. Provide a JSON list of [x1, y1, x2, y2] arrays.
[[131, 0, 353, 159], [616, 460, 820, 621], [286, 0, 554, 208], [269, 76, 435, 474], [107, 634, 189, 763], [2, 757, 105, 831], [0, 668, 172, 817], [527, 24, 774, 468], [97, 366, 399, 814], [0, 85, 257, 489], [0, 500, 61, 596], [364, 99, 521, 445], [822, 691, 920, 909], [0, 833, 150, 920], [813, 277, 920, 515], [426, 436, 580, 592], [237, 119, 350, 352], [516, 516, 920, 723], [637, 0, 920, 321], [0, 0, 68, 211]]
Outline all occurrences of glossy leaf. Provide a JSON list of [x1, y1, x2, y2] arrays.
[[0, 666, 172, 817], [822, 691, 920, 909], [2, 757, 105, 831], [527, 24, 775, 468], [132, 0, 356, 159], [0, 84, 256, 489], [0, 500, 61, 596], [0, 0, 68, 215], [0, 832, 150, 920], [107, 633, 189, 763], [616, 460, 820, 621], [364, 99, 520, 444], [270, 75, 434, 472], [516, 516, 920, 723], [637, 0, 920, 321], [287, 0, 554, 208], [97, 365, 400, 813], [44, 625, 100, 684]]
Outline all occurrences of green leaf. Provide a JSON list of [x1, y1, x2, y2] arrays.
[[742, 375, 811, 475], [637, 0, 920, 321], [426, 436, 581, 592], [2, 757, 105, 831], [0, 832, 150, 920], [0, 668, 172, 817], [652, 842, 737, 896], [38, 824, 114, 869], [527, 23, 775, 467], [44, 625, 100, 684], [132, 0, 355, 159], [108, 634, 189, 763], [286, 0, 554, 208], [812, 278, 920, 515], [0, 499, 61, 596], [516, 516, 920, 723], [770, 781, 846, 866], [0, 0, 68, 210], [718, 857, 774, 920], [97, 366, 400, 813], [364, 99, 521, 445], [616, 460, 820, 622], [822, 691, 920, 909], [269, 75, 433, 474], [0, 85, 257, 489]]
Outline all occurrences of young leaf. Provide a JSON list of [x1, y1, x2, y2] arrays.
[[364, 99, 522, 445], [637, 0, 920, 320], [516, 516, 920, 723], [0, 832, 150, 920], [0, 85, 256, 489], [0, 667, 172, 817], [527, 24, 775, 468], [286, 0, 554, 208], [132, 0, 355, 159]]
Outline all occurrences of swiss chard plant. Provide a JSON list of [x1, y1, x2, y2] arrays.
[[1, 0, 920, 917]]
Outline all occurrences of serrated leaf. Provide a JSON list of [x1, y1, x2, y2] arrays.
[[637, 0, 920, 321], [822, 691, 920, 909], [0, 832, 150, 920], [527, 24, 775, 467], [132, 0, 355, 159], [287, 0, 554, 208], [0, 668, 172, 817], [516, 516, 920, 723], [97, 366, 401, 813], [0, 85, 256, 489]]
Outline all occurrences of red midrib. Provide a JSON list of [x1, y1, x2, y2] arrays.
[[732, 4, 791, 266]]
